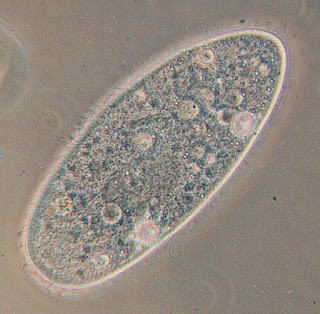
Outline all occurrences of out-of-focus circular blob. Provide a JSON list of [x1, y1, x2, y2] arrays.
[[27, 89, 74, 140], [0, 22, 30, 115]]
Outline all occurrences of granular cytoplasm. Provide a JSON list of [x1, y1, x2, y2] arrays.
[[23, 29, 287, 291]]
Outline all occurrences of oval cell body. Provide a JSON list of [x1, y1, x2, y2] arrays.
[[23, 29, 287, 291]]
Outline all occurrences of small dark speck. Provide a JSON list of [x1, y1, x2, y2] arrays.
[[272, 196, 277, 201], [240, 19, 246, 24], [1, 253, 5, 257]]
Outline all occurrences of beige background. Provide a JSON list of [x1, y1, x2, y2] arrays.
[[0, 0, 319, 313]]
